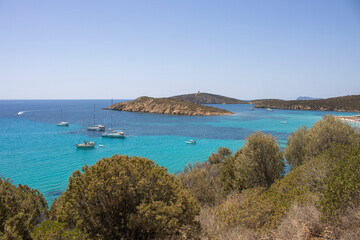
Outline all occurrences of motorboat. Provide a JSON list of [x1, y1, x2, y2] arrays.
[[266, 108, 273, 112], [75, 141, 96, 148], [185, 139, 196, 144], [249, 107, 254, 111], [281, 121, 288, 124]]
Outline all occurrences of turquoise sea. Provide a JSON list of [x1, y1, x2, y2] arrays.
[[0, 100, 358, 204]]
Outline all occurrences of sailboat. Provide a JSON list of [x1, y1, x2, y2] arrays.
[[57, 109, 69, 126], [102, 99, 127, 138], [87, 104, 105, 131], [76, 121, 96, 148]]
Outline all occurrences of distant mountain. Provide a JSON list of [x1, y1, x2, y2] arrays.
[[108, 96, 233, 116], [172, 92, 246, 104], [252, 95, 360, 112], [296, 96, 323, 100]]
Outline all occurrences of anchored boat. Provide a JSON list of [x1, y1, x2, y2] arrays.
[[57, 109, 69, 126], [102, 99, 127, 138], [87, 104, 105, 131]]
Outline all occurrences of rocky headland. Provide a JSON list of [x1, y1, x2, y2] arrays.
[[251, 95, 360, 112], [108, 96, 233, 116]]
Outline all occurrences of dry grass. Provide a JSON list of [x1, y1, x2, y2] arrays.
[[274, 203, 326, 240], [198, 206, 268, 240]]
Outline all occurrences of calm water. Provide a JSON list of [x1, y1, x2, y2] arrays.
[[0, 100, 358, 204]]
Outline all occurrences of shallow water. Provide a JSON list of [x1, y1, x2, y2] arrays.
[[0, 100, 357, 204]]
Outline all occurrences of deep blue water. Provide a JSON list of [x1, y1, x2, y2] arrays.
[[0, 100, 358, 204]]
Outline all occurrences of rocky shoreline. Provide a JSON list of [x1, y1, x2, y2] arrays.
[[108, 97, 233, 116]]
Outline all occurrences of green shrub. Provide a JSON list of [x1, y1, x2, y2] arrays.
[[306, 115, 358, 158], [0, 178, 48, 240], [53, 155, 199, 239], [284, 126, 308, 169], [178, 162, 222, 205], [31, 220, 87, 240], [208, 147, 232, 164], [320, 147, 360, 218]]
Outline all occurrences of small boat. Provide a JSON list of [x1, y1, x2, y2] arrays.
[[266, 108, 273, 112], [57, 109, 69, 126], [99, 144, 104, 147], [185, 139, 196, 144], [57, 121, 69, 126], [249, 107, 254, 111], [102, 130, 126, 138], [88, 125, 105, 131], [88, 105, 105, 131], [281, 121, 288, 124], [17, 111, 24, 116], [75, 141, 96, 148], [102, 99, 127, 138]]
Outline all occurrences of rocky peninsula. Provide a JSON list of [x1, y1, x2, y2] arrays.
[[172, 92, 246, 104], [108, 96, 233, 116], [252, 95, 360, 112]]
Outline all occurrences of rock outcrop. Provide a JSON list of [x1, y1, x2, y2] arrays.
[[108, 97, 233, 116]]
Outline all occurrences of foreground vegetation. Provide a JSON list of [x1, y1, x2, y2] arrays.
[[1, 115, 360, 239]]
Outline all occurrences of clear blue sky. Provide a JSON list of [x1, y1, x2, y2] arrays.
[[0, 0, 359, 100]]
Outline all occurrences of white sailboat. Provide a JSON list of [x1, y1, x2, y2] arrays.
[[87, 104, 105, 131], [76, 121, 96, 148], [102, 99, 127, 138], [57, 109, 69, 126]]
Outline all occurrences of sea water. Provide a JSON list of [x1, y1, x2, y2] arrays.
[[0, 100, 358, 204]]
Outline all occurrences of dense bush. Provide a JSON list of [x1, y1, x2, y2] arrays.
[[321, 147, 360, 218], [305, 115, 358, 158], [207, 147, 232, 164], [284, 126, 308, 169], [31, 220, 87, 240], [221, 132, 284, 193], [0, 178, 48, 240], [178, 162, 222, 205], [52, 155, 199, 239]]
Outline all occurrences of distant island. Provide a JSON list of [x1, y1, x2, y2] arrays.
[[252, 95, 360, 112], [296, 96, 323, 100], [172, 92, 246, 104], [108, 96, 233, 116]]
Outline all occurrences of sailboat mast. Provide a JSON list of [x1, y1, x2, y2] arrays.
[[93, 104, 96, 125], [110, 99, 113, 129], [60, 109, 62, 122]]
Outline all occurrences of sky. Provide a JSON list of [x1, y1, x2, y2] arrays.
[[0, 0, 359, 100]]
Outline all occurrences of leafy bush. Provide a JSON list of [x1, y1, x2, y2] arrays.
[[53, 155, 199, 239], [284, 126, 308, 169], [0, 178, 48, 240], [207, 147, 232, 164], [178, 162, 222, 205], [31, 220, 87, 240], [306, 115, 358, 158], [320, 147, 360, 218], [221, 132, 284, 193]]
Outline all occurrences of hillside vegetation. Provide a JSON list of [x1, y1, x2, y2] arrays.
[[1, 116, 360, 239], [252, 95, 360, 112], [108, 96, 233, 116], [172, 92, 246, 104]]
